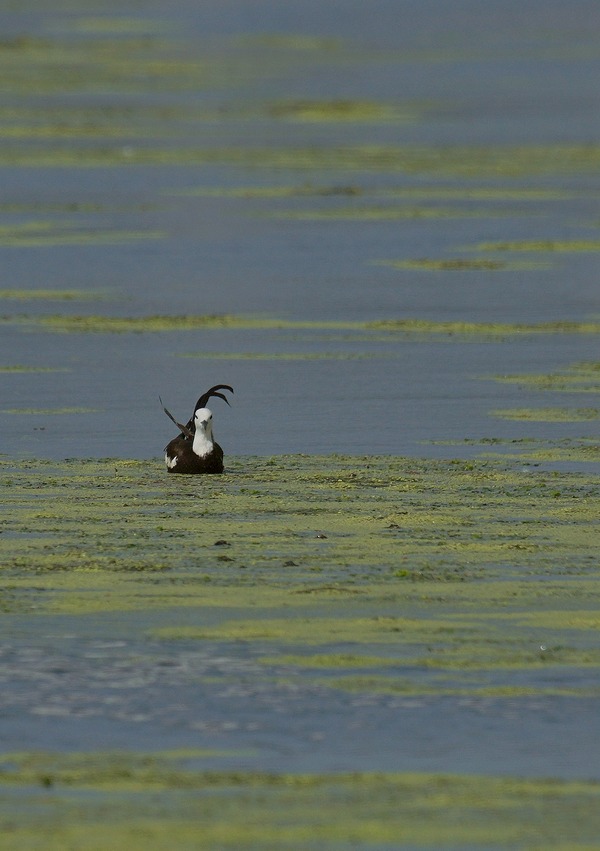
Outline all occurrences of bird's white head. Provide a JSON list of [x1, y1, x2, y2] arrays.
[[192, 407, 214, 457]]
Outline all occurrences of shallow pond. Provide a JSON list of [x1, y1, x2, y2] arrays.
[[1, 0, 600, 847]]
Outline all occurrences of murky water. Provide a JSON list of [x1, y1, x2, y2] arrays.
[[1, 1, 599, 841]]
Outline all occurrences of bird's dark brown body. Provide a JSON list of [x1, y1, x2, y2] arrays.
[[164, 434, 224, 474]]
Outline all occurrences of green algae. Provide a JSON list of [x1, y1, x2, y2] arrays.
[[477, 239, 600, 252], [67, 17, 170, 35], [275, 205, 500, 220], [0, 32, 234, 99], [369, 319, 600, 337], [1, 407, 98, 415], [379, 257, 548, 271], [154, 611, 600, 672], [259, 652, 400, 669], [266, 98, 420, 123], [1, 751, 600, 849], [0, 289, 103, 301], [0, 314, 364, 334], [178, 351, 389, 361], [324, 676, 600, 698], [0, 365, 68, 373], [4, 142, 600, 174], [174, 184, 364, 198], [0, 221, 164, 247], [3, 313, 600, 337], [485, 445, 600, 465], [492, 362, 600, 394], [491, 407, 600, 422], [1, 452, 600, 844], [172, 184, 572, 201], [1, 454, 599, 684]]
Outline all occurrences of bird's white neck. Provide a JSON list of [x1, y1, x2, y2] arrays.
[[192, 409, 214, 457]]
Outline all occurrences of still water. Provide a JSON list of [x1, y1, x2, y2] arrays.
[[0, 0, 599, 462], [0, 0, 599, 798]]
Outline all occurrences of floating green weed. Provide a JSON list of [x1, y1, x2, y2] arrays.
[[0, 365, 68, 373], [378, 257, 547, 271], [177, 351, 388, 360], [491, 407, 600, 422], [0, 289, 102, 301], [266, 99, 419, 123], [173, 184, 363, 198], [3, 314, 600, 336], [369, 319, 600, 336], [275, 205, 497, 220], [1, 455, 599, 683], [0, 221, 164, 247], [478, 239, 600, 252], [172, 185, 572, 201], [67, 17, 170, 35], [1, 407, 98, 415], [1, 751, 600, 849], [3, 143, 600, 173], [491, 362, 600, 394]]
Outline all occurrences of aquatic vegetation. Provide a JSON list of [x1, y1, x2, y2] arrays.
[[265, 99, 420, 123], [2, 141, 600, 173], [172, 184, 363, 198], [477, 239, 600, 252], [491, 407, 600, 422], [1, 455, 599, 684], [1, 750, 600, 848], [492, 362, 600, 394], [1, 407, 98, 415], [274, 205, 498, 220], [369, 319, 600, 337], [0, 365, 68, 373], [67, 17, 171, 35], [377, 257, 548, 271], [0, 221, 164, 247], [431, 437, 600, 466], [172, 184, 573, 201], [3, 313, 600, 337], [177, 351, 389, 360], [0, 289, 103, 301]]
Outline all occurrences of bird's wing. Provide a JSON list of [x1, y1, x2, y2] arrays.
[[159, 397, 194, 438]]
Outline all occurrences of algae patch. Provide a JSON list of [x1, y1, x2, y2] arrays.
[[491, 407, 600, 422], [177, 351, 389, 361], [1, 751, 600, 849], [0, 221, 164, 247], [1, 454, 599, 690], [378, 257, 547, 271], [266, 98, 420, 123], [477, 239, 600, 252], [0, 365, 68, 373], [492, 362, 600, 394], [0, 289, 104, 301], [3, 313, 600, 338], [1, 407, 98, 415]]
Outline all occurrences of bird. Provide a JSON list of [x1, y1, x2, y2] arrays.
[[161, 384, 233, 474]]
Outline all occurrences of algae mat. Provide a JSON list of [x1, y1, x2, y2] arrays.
[[2, 452, 600, 684], [2, 754, 600, 850], [1, 454, 600, 847]]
